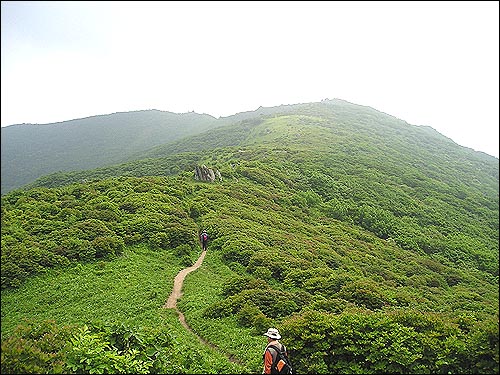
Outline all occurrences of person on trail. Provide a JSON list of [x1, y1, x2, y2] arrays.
[[200, 229, 208, 251], [262, 327, 288, 374]]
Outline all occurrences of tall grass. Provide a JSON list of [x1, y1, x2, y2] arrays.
[[1, 245, 177, 335], [179, 251, 269, 373], [1, 244, 248, 373]]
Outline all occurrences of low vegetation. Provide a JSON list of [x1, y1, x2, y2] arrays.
[[1, 102, 498, 373]]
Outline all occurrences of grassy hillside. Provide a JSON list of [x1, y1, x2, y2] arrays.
[[6, 98, 497, 196], [1, 100, 498, 373], [1, 102, 303, 194], [1, 110, 218, 194], [25, 101, 499, 276]]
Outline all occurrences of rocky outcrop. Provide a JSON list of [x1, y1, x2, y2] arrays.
[[194, 165, 222, 182]]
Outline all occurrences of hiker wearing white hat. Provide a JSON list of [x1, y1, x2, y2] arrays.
[[262, 328, 291, 374]]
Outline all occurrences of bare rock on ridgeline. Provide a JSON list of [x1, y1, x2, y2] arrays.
[[215, 169, 222, 182], [194, 165, 222, 182]]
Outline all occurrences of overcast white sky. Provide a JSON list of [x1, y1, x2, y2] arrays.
[[1, 1, 499, 157]]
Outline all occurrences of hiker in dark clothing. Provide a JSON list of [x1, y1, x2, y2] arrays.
[[200, 229, 208, 251]]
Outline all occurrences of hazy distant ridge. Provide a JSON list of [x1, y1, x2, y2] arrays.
[[1, 110, 218, 193], [2, 99, 497, 195]]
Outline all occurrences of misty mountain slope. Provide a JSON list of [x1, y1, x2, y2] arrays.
[[1, 102, 303, 194], [3, 99, 497, 196], [135, 99, 498, 169], [1, 110, 218, 194], [30, 99, 498, 201], [22, 103, 499, 278], [1, 100, 498, 373]]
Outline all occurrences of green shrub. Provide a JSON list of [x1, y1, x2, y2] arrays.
[[284, 268, 332, 288], [203, 298, 237, 319], [92, 236, 125, 258], [337, 279, 389, 310], [66, 325, 152, 374], [282, 309, 499, 374], [220, 238, 266, 266], [180, 255, 194, 267], [174, 244, 192, 258], [246, 250, 288, 281], [166, 223, 197, 249], [221, 275, 253, 296], [236, 303, 263, 327], [149, 232, 169, 250], [464, 317, 500, 374], [251, 266, 272, 280], [1, 319, 74, 374]]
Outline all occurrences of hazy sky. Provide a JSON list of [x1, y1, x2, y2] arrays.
[[2, 1, 499, 158]]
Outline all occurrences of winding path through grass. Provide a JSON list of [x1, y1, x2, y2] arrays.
[[164, 250, 207, 310], [163, 250, 244, 366]]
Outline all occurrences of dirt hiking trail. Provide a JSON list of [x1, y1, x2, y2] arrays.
[[163, 250, 244, 366], [164, 250, 207, 310]]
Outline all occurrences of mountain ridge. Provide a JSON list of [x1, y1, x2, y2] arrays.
[[1, 98, 498, 373], [1, 108, 218, 127], [1, 109, 219, 193], [2, 99, 498, 195]]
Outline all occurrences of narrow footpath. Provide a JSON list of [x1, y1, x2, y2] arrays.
[[164, 250, 207, 311], [163, 250, 244, 366]]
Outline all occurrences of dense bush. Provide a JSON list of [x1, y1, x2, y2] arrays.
[[1, 177, 197, 289], [2, 104, 498, 373], [282, 310, 499, 374], [1, 319, 229, 374], [1, 319, 75, 374]]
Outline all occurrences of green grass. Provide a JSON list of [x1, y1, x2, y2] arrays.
[[178, 251, 264, 373], [1, 244, 249, 373], [1, 245, 179, 337], [1, 102, 498, 373]]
